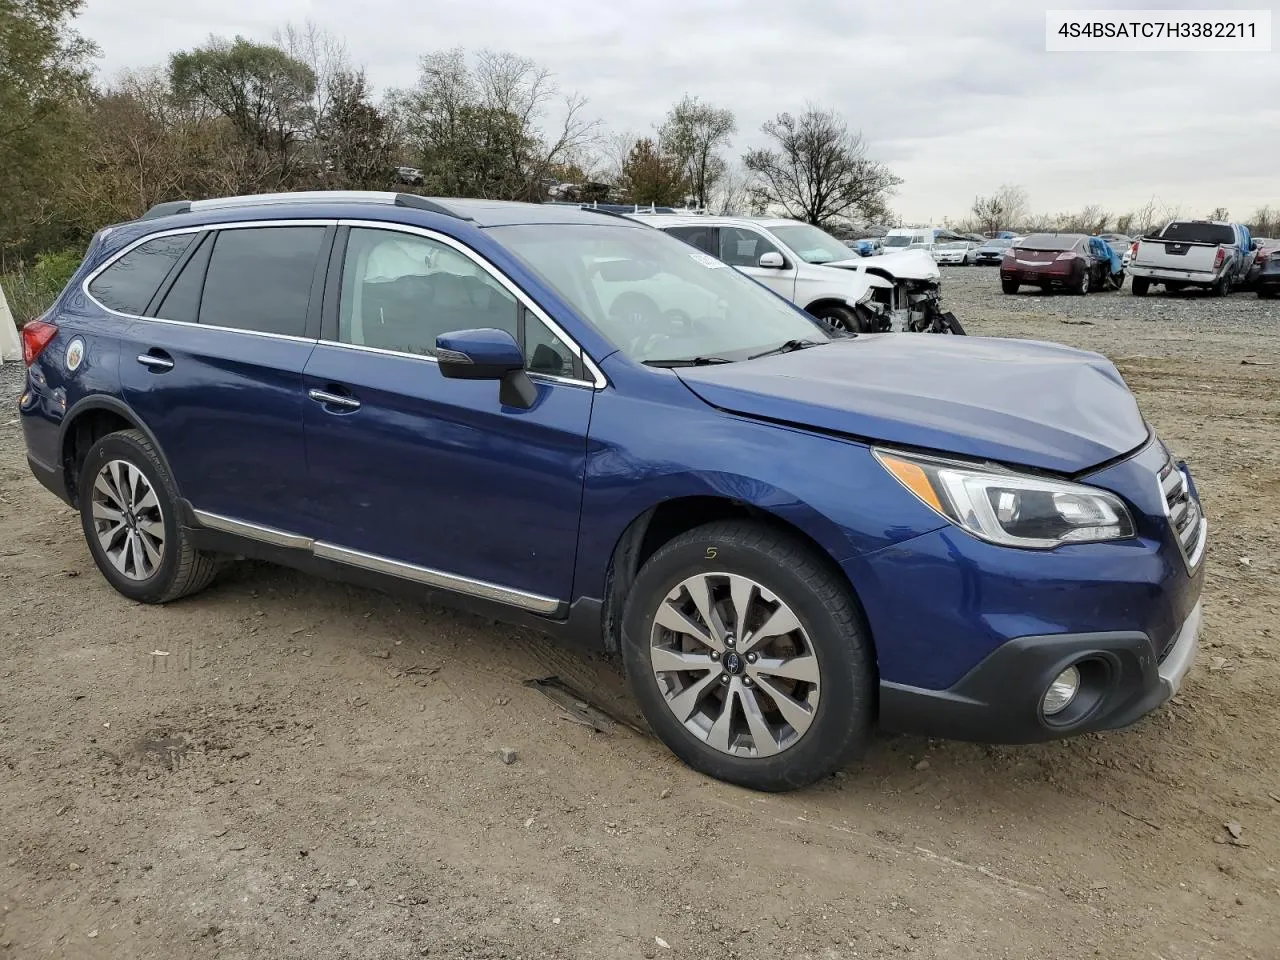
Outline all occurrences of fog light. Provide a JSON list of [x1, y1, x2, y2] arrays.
[[1042, 665, 1081, 716]]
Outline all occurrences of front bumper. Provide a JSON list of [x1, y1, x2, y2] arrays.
[[879, 602, 1202, 743]]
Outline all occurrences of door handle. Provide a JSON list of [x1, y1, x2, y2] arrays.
[[308, 388, 361, 411], [136, 352, 174, 372]]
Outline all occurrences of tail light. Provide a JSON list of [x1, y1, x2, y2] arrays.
[[21, 319, 58, 367], [1130, 241, 1139, 258], [1213, 248, 1225, 269], [1258, 250, 1271, 265], [1055, 252, 1079, 261]]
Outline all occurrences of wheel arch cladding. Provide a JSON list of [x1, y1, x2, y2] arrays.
[[598, 494, 872, 658], [60, 397, 173, 508]]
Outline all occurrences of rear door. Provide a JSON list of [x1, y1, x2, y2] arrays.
[[117, 222, 331, 532], [719, 226, 796, 300]]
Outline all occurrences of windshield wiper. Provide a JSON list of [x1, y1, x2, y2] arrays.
[[748, 338, 829, 361], [643, 356, 735, 368]]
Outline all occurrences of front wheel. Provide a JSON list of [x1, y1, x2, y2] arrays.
[[621, 521, 874, 792], [78, 429, 219, 604], [809, 303, 866, 334]]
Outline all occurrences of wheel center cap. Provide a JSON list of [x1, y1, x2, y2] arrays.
[[722, 651, 743, 675]]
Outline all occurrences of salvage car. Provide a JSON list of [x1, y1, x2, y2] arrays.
[[933, 240, 978, 265], [1129, 220, 1256, 297], [974, 237, 1015, 265], [632, 213, 963, 334], [1251, 242, 1280, 298], [1001, 233, 1122, 295], [20, 191, 1205, 792]]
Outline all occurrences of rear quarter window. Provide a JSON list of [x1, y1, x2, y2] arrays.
[[88, 234, 195, 314]]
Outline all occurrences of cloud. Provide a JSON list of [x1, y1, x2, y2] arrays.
[[75, 0, 1280, 222]]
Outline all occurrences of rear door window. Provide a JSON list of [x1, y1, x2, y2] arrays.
[[199, 226, 327, 337], [153, 233, 212, 324], [88, 234, 195, 315], [664, 225, 717, 256]]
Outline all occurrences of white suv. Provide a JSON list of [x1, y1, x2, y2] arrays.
[[628, 214, 963, 334]]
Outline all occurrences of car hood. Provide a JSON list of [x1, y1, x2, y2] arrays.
[[825, 249, 940, 281], [675, 335, 1148, 474]]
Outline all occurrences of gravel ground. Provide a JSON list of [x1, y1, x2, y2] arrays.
[[2, 273, 1279, 960]]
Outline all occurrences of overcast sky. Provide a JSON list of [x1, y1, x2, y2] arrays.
[[75, 0, 1280, 224]]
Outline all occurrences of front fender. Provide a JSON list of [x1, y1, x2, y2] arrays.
[[573, 358, 949, 603]]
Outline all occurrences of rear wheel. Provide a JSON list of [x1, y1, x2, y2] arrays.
[[1259, 288, 1276, 300], [1001, 279, 1019, 295], [1212, 274, 1231, 297], [1073, 268, 1091, 296], [621, 521, 874, 792], [78, 429, 219, 604], [1131, 277, 1150, 297]]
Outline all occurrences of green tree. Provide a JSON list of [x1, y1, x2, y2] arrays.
[[169, 36, 315, 176], [658, 95, 735, 209], [0, 0, 97, 257], [616, 137, 687, 206], [319, 69, 394, 189]]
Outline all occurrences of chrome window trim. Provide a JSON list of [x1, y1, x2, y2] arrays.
[[192, 509, 562, 615], [81, 219, 338, 343], [336, 219, 607, 389], [308, 338, 594, 390]]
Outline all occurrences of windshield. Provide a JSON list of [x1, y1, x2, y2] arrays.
[[882, 234, 913, 247], [490, 223, 830, 364], [939, 241, 969, 250], [982, 238, 1014, 248], [768, 224, 855, 264]]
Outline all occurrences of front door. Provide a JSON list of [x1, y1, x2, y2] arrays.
[[302, 225, 594, 609], [718, 226, 797, 301]]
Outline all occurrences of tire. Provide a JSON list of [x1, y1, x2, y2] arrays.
[[930, 312, 966, 334], [620, 520, 874, 792], [1073, 268, 1090, 296], [1131, 277, 1150, 297], [1259, 288, 1276, 300], [1001, 279, 1019, 295], [810, 303, 866, 334], [78, 429, 219, 604], [1212, 274, 1230, 298]]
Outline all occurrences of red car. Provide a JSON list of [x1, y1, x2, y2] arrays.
[[1000, 233, 1116, 295]]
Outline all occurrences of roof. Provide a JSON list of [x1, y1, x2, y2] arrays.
[[137, 191, 643, 229], [628, 213, 801, 229]]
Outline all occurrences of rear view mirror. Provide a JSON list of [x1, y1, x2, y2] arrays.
[[435, 328, 536, 408], [758, 252, 785, 269]]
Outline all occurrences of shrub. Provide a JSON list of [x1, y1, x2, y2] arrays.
[[1, 248, 84, 328]]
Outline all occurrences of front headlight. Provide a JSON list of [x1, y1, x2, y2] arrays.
[[874, 449, 1135, 548]]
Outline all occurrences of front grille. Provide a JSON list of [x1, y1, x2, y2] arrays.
[[1159, 453, 1206, 571]]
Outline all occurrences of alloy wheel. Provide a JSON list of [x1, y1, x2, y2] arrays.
[[649, 572, 820, 758], [90, 459, 165, 581]]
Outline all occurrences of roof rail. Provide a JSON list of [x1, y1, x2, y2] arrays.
[[139, 191, 471, 221]]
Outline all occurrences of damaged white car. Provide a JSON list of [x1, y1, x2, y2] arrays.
[[629, 213, 964, 334]]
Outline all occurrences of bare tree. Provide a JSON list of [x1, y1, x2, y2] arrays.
[[708, 162, 748, 215], [274, 20, 349, 147], [658, 95, 735, 209], [1207, 206, 1230, 221], [971, 184, 1028, 234], [1249, 205, 1277, 236], [743, 106, 900, 225]]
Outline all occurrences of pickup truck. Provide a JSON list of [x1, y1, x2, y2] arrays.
[[1129, 220, 1257, 297]]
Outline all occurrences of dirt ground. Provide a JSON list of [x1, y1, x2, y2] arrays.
[[2, 268, 1278, 960]]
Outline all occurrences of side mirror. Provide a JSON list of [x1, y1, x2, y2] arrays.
[[758, 251, 785, 269], [435, 328, 536, 409]]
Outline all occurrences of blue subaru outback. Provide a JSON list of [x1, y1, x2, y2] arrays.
[[18, 191, 1206, 791]]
